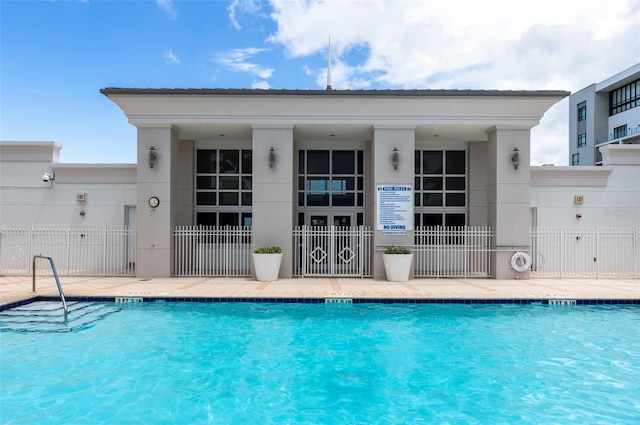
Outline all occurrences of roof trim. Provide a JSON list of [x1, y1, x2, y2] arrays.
[[100, 87, 570, 98]]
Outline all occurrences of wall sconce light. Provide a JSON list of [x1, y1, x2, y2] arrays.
[[392, 148, 399, 170], [148, 146, 157, 169], [268, 147, 276, 169], [511, 148, 520, 170]]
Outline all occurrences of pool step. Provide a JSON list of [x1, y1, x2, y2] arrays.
[[0, 301, 120, 332]]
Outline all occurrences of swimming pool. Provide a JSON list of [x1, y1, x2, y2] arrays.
[[1, 301, 639, 424]]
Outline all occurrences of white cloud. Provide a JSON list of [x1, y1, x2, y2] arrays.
[[260, 0, 640, 165], [227, 0, 264, 30], [215, 48, 274, 79], [156, 0, 177, 20], [163, 49, 180, 65], [252, 80, 270, 89], [267, 0, 638, 91]]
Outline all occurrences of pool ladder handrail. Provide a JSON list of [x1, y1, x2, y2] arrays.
[[32, 255, 68, 323]]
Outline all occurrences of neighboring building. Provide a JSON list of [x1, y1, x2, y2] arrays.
[[569, 63, 640, 166]]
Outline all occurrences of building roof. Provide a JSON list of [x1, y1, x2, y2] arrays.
[[596, 63, 640, 92], [101, 87, 570, 98]]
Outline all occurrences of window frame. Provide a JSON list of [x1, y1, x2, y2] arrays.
[[194, 148, 253, 227], [577, 133, 587, 148], [609, 79, 639, 116], [571, 153, 580, 166], [414, 149, 467, 228], [577, 105, 587, 121], [613, 125, 627, 139], [297, 149, 364, 209]]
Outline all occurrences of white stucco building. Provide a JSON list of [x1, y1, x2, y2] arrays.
[[100, 88, 571, 279], [6, 87, 637, 281]]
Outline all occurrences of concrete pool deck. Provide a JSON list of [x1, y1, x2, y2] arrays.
[[1, 275, 639, 307]]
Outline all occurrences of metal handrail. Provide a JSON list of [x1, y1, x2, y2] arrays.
[[33, 255, 68, 323], [596, 125, 640, 145]]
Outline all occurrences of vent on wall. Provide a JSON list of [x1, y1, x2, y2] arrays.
[[76, 192, 87, 202]]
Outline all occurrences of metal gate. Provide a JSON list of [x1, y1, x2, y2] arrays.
[[293, 226, 373, 277]]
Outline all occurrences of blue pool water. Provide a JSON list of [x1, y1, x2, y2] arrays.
[[1, 301, 639, 424]]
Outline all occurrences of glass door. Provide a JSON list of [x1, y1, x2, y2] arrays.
[[333, 215, 351, 226], [310, 215, 328, 227]]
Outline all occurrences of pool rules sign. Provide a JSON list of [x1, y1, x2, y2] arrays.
[[376, 185, 413, 235]]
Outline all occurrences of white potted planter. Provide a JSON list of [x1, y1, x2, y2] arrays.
[[382, 246, 414, 282], [252, 246, 283, 282]]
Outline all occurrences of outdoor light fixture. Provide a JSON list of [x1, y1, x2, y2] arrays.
[[42, 171, 55, 183], [392, 148, 399, 170], [511, 148, 520, 170], [268, 147, 276, 169], [148, 146, 157, 169]]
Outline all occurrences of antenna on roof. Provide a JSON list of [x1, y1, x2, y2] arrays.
[[326, 37, 332, 90]]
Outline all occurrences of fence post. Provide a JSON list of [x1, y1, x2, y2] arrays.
[[225, 226, 230, 278], [103, 225, 108, 277], [633, 227, 640, 279], [29, 225, 34, 276], [302, 225, 307, 278], [559, 227, 563, 279], [359, 225, 364, 278], [463, 226, 468, 279], [595, 227, 599, 279], [197, 226, 202, 278]]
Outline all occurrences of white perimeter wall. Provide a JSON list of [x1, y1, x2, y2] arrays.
[[3, 142, 638, 235], [0, 142, 136, 226], [531, 145, 640, 228]]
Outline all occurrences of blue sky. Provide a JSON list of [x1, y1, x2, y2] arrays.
[[1, 0, 639, 165]]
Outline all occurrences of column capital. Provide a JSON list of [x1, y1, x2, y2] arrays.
[[251, 124, 295, 130], [373, 124, 417, 131]]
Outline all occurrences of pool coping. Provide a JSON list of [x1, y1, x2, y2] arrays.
[[2, 276, 639, 311], [2, 295, 638, 312]]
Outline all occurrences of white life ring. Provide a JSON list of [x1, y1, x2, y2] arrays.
[[510, 252, 531, 273]]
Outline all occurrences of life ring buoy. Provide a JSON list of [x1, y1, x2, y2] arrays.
[[510, 252, 531, 273]]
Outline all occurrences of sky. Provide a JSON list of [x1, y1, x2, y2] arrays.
[[1, 0, 639, 165]]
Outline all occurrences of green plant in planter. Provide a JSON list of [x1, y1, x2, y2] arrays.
[[383, 245, 413, 282], [384, 246, 411, 254], [253, 246, 282, 254]]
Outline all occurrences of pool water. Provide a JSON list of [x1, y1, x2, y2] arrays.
[[1, 302, 639, 424]]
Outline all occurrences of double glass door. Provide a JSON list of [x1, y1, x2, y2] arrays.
[[296, 149, 365, 275], [297, 214, 367, 276]]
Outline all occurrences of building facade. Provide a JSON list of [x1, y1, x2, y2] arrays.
[[569, 64, 640, 166], [97, 88, 568, 280], [2, 88, 573, 280], [4, 141, 638, 280]]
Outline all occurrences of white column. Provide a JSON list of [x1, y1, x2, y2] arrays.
[[487, 127, 532, 279], [372, 126, 416, 280], [252, 125, 295, 278], [136, 126, 179, 278]]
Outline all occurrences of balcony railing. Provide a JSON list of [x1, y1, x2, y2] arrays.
[[596, 125, 640, 146]]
